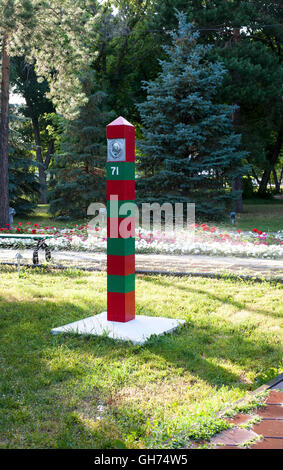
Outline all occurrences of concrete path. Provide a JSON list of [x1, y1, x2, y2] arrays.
[[0, 248, 282, 278]]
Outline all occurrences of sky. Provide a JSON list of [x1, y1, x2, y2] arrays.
[[10, 92, 25, 105]]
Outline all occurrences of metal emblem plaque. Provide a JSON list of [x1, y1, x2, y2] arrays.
[[107, 138, 126, 162]]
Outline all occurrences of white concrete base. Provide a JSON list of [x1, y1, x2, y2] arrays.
[[51, 312, 185, 345]]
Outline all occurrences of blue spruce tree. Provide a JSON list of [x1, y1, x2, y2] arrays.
[[136, 12, 247, 219]]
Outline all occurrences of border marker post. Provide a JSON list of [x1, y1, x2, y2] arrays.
[[106, 116, 135, 323], [51, 117, 186, 343]]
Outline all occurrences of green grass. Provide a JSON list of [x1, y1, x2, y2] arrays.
[[13, 205, 88, 230], [0, 267, 282, 449], [214, 199, 283, 233]]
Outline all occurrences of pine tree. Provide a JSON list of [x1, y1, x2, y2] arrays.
[[9, 146, 39, 216], [49, 72, 113, 219], [136, 13, 247, 219], [9, 108, 39, 215]]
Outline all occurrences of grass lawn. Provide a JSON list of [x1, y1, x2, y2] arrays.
[[0, 267, 282, 449], [216, 199, 283, 233], [13, 205, 87, 230], [14, 199, 283, 234]]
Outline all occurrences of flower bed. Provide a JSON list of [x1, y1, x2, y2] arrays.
[[0, 222, 282, 259]]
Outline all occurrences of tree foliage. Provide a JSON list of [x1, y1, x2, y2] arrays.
[[8, 107, 39, 215], [1, 0, 282, 225], [49, 71, 113, 219], [136, 13, 247, 218], [185, 0, 283, 195]]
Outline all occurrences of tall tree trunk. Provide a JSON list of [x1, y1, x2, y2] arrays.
[[32, 116, 47, 204], [232, 175, 243, 212], [259, 168, 272, 195], [229, 28, 244, 212], [0, 35, 10, 227], [251, 166, 260, 185], [258, 124, 283, 195], [44, 138, 55, 172], [272, 168, 280, 193], [231, 101, 243, 212]]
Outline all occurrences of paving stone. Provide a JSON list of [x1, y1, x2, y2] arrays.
[[252, 420, 283, 437], [265, 391, 283, 405], [257, 405, 283, 419], [214, 445, 240, 449], [226, 414, 254, 426], [270, 381, 283, 390], [250, 438, 283, 450], [210, 428, 258, 446]]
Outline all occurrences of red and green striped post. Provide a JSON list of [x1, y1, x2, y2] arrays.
[[106, 117, 135, 322]]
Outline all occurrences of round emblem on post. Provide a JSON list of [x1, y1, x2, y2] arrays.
[[111, 141, 122, 159], [107, 138, 126, 162]]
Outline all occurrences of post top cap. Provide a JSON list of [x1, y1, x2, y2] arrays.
[[107, 116, 134, 127]]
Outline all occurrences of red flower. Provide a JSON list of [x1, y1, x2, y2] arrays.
[[27, 222, 31, 225], [237, 229, 242, 233], [258, 230, 263, 235], [210, 227, 216, 232], [32, 229, 37, 234], [252, 228, 258, 233], [18, 222, 22, 226]]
